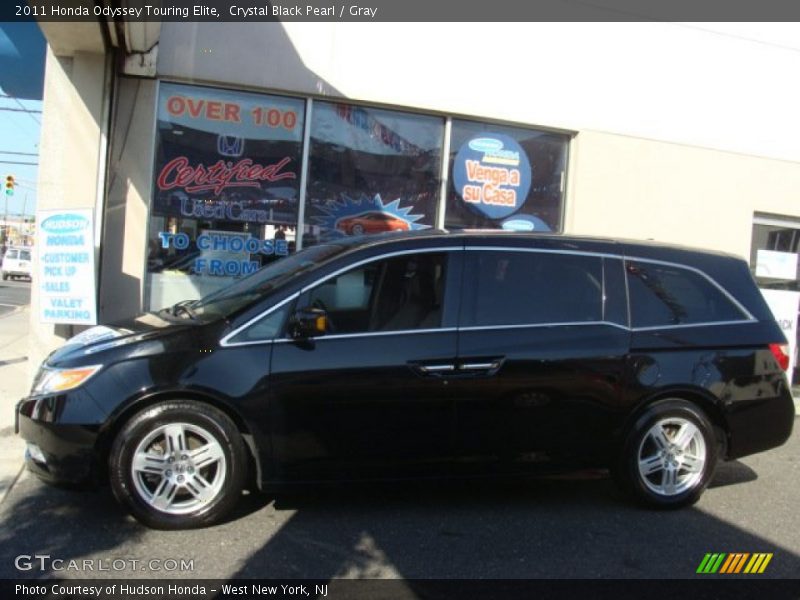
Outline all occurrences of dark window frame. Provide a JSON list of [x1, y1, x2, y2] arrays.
[[624, 258, 751, 329], [459, 248, 605, 329]]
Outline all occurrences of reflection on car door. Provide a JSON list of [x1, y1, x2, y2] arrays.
[[451, 249, 630, 472], [268, 249, 462, 480]]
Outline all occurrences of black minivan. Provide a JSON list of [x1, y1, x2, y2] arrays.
[[17, 231, 795, 528]]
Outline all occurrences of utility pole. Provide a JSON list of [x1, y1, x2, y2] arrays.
[[1, 188, 6, 246]]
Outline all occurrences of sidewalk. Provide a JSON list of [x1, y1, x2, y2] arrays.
[[0, 306, 30, 503]]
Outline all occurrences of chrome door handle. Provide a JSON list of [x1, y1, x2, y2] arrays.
[[459, 361, 499, 370], [417, 364, 456, 373]]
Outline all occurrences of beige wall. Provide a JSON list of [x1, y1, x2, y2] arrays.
[[566, 130, 800, 260], [98, 77, 156, 322], [29, 47, 109, 378]]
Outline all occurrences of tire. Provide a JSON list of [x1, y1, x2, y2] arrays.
[[1, 272, 6, 281], [614, 399, 718, 508], [109, 401, 247, 529], [351, 224, 364, 236]]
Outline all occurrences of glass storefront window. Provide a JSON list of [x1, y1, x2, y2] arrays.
[[445, 120, 568, 233], [302, 102, 444, 246], [750, 215, 800, 385], [147, 83, 305, 310]]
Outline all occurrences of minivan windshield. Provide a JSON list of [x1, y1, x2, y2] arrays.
[[161, 243, 348, 321]]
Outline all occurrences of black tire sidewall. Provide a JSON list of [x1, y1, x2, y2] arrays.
[[109, 401, 246, 529], [620, 399, 718, 508]]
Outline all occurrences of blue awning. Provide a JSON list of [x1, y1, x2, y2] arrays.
[[0, 22, 45, 100]]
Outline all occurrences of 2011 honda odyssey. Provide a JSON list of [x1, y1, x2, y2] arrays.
[[17, 231, 795, 528]]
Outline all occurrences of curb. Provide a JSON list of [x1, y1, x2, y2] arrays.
[[0, 463, 24, 506]]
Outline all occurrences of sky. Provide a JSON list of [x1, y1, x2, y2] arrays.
[[0, 84, 40, 217]]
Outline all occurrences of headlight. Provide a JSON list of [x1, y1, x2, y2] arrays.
[[32, 365, 102, 395]]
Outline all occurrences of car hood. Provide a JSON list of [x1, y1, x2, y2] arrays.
[[47, 312, 193, 365]]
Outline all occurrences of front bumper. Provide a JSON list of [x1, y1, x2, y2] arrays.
[[16, 397, 101, 484]]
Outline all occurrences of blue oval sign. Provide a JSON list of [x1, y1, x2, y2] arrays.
[[41, 213, 90, 234], [468, 137, 504, 153], [501, 215, 551, 232], [501, 219, 535, 232]]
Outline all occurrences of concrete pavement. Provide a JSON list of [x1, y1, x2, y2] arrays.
[[0, 305, 30, 503]]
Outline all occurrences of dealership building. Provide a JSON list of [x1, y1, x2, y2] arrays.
[[29, 20, 800, 384]]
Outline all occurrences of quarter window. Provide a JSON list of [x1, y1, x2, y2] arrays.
[[303, 253, 448, 334], [227, 305, 291, 344], [460, 251, 603, 327], [625, 260, 746, 327]]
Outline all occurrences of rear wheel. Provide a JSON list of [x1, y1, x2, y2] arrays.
[[615, 399, 718, 508], [109, 401, 247, 529], [1, 272, 7, 280], [351, 224, 365, 236]]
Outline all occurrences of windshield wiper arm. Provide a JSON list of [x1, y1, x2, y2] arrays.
[[171, 299, 199, 320]]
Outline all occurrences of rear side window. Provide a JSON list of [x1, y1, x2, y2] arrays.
[[5, 249, 17, 260], [461, 251, 603, 327], [625, 260, 747, 328]]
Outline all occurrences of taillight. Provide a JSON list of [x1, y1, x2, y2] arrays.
[[769, 343, 790, 371]]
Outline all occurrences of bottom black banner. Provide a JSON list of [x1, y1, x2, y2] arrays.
[[3, 579, 800, 600]]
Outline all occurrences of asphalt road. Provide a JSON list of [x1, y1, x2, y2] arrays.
[[0, 278, 30, 317], [1, 421, 798, 581]]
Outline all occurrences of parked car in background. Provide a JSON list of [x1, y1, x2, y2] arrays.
[[1, 247, 32, 281], [16, 231, 795, 529]]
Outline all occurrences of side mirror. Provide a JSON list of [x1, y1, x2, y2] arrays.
[[289, 307, 328, 339]]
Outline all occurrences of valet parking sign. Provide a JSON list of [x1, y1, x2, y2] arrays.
[[453, 134, 532, 220], [37, 209, 98, 325]]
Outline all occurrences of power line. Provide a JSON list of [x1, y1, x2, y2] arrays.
[[11, 96, 41, 125], [0, 107, 43, 114], [0, 150, 38, 156], [0, 160, 38, 166]]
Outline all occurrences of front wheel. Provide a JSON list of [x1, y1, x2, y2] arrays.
[[615, 399, 718, 508], [109, 401, 247, 529]]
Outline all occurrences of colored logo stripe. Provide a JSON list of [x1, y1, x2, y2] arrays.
[[720, 553, 749, 573], [697, 553, 726, 573], [744, 553, 773, 574], [697, 553, 773, 574]]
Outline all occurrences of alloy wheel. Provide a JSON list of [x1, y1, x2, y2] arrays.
[[131, 422, 227, 515], [636, 416, 707, 496]]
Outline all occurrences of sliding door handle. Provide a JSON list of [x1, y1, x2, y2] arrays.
[[456, 357, 505, 375]]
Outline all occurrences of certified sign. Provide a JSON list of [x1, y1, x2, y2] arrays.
[[37, 208, 97, 325], [452, 134, 532, 220]]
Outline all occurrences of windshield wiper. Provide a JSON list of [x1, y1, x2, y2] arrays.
[[170, 299, 199, 320]]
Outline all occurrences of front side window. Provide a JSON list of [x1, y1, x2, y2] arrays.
[[303, 252, 448, 334], [626, 260, 747, 328], [461, 251, 603, 327]]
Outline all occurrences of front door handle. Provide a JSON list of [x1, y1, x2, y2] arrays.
[[409, 362, 456, 377], [417, 363, 456, 374]]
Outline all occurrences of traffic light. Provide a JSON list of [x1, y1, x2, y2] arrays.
[[4, 175, 14, 197]]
